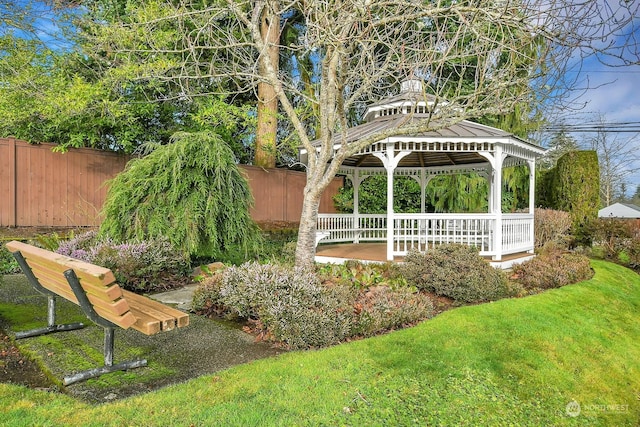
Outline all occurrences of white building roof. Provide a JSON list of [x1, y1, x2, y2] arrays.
[[598, 203, 640, 218]]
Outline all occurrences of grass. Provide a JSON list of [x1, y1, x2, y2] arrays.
[[1, 259, 639, 426]]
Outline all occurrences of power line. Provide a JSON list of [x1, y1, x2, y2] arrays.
[[541, 122, 640, 133], [565, 70, 640, 74]]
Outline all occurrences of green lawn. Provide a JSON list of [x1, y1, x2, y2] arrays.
[[1, 259, 639, 426]]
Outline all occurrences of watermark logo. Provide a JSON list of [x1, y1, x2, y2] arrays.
[[565, 400, 629, 417], [566, 400, 581, 417]]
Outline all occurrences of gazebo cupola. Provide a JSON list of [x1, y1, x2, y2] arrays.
[[309, 80, 546, 267], [362, 80, 441, 122]]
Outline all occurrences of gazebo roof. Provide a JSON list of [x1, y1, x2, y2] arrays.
[[300, 80, 545, 169]]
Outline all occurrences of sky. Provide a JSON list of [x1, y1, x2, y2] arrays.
[[545, 5, 640, 198], [568, 56, 640, 195]]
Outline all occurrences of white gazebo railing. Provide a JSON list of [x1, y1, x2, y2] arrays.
[[317, 214, 386, 243], [392, 213, 495, 256], [317, 213, 534, 258], [501, 213, 534, 254]]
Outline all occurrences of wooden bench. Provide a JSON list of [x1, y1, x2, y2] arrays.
[[5, 241, 189, 385]]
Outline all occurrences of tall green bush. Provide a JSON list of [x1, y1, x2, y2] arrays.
[[537, 151, 599, 245], [553, 151, 599, 245], [100, 131, 262, 259]]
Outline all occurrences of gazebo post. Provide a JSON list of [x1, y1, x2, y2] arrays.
[[487, 164, 494, 213], [528, 159, 536, 253], [384, 143, 395, 261], [480, 147, 506, 261], [493, 144, 507, 261], [376, 144, 412, 261], [493, 147, 504, 261], [353, 168, 360, 243]]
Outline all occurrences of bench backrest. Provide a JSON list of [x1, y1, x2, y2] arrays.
[[5, 241, 137, 330]]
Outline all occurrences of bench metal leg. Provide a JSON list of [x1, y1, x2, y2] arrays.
[[63, 327, 148, 385], [63, 359, 148, 386], [15, 295, 85, 339], [11, 251, 85, 339], [62, 271, 149, 385]]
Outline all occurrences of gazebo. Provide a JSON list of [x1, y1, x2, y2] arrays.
[[300, 80, 546, 268]]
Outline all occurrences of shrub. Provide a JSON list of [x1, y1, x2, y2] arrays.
[[626, 238, 640, 272], [57, 231, 191, 293], [352, 286, 433, 337], [534, 208, 572, 249], [194, 262, 354, 349], [0, 245, 20, 274], [511, 251, 594, 291], [192, 261, 435, 348], [591, 218, 636, 259], [400, 244, 511, 303], [100, 131, 262, 259], [192, 270, 226, 316], [56, 230, 99, 258]]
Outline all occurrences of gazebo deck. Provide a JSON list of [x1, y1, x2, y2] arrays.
[[315, 242, 534, 269]]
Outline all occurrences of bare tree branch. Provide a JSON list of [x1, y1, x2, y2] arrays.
[[82, 0, 639, 266]]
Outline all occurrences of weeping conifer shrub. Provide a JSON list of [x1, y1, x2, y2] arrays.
[[100, 131, 262, 259]]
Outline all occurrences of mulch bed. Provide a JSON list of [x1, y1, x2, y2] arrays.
[[0, 330, 55, 389]]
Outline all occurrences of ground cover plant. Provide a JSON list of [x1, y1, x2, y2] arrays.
[[193, 261, 434, 349], [0, 260, 638, 426]]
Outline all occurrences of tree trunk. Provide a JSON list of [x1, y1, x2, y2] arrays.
[[295, 186, 322, 269], [255, 5, 279, 169]]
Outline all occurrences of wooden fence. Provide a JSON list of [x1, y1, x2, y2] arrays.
[[242, 165, 341, 223], [0, 138, 340, 228]]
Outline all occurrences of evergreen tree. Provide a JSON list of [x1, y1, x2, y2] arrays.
[[100, 131, 262, 258]]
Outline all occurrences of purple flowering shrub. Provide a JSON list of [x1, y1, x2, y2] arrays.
[[193, 262, 353, 349], [193, 261, 435, 349], [57, 231, 190, 293], [56, 230, 99, 261]]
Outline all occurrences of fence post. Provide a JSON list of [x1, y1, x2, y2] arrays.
[[8, 137, 17, 227]]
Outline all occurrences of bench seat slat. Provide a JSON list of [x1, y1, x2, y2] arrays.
[[126, 309, 162, 335], [126, 297, 176, 332], [29, 264, 126, 308], [5, 241, 116, 285], [93, 306, 138, 330], [28, 268, 131, 318], [123, 290, 190, 332]]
